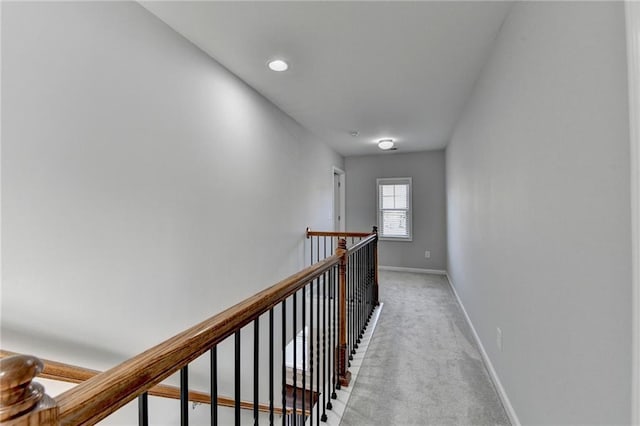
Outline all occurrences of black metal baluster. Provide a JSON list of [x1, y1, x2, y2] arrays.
[[211, 347, 218, 426], [365, 245, 369, 323], [181, 365, 189, 426], [138, 392, 148, 426], [316, 277, 321, 422], [270, 309, 274, 425], [357, 250, 362, 348], [321, 272, 327, 422], [356, 249, 361, 348], [309, 280, 314, 426], [282, 301, 287, 426], [365, 245, 370, 324], [354, 250, 358, 353], [302, 284, 306, 425], [354, 250, 359, 352], [331, 265, 338, 399], [330, 238, 335, 299], [254, 318, 259, 426], [316, 235, 320, 263], [361, 249, 365, 339], [235, 331, 241, 426], [326, 268, 333, 410], [369, 245, 372, 315], [293, 291, 297, 426], [349, 254, 354, 363]]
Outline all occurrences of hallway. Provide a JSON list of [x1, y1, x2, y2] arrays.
[[340, 271, 510, 425]]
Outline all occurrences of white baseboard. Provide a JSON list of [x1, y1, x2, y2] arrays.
[[378, 265, 447, 275], [445, 273, 521, 426]]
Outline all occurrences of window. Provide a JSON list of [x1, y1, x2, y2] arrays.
[[377, 177, 412, 240]]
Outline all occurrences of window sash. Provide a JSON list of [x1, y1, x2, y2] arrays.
[[377, 178, 412, 240]]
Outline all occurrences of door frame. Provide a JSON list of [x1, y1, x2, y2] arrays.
[[332, 167, 346, 232], [626, 2, 640, 424]]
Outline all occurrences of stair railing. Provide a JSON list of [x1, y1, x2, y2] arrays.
[[1, 228, 379, 426], [0, 350, 286, 416]]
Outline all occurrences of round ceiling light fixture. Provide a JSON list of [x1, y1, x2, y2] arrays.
[[378, 139, 394, 150], [268, 59, 289, 72]]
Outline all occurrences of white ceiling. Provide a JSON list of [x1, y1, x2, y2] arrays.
[[141, 1, 513, 157]]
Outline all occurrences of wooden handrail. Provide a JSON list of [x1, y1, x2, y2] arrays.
[[346, 233, 377, 255], [3, 228, 379, 424], [0, 350, 288, 416], [306, 228, 372, 238], [52, 253, 339, 425]]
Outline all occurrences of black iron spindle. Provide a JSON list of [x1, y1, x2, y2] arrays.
[[138, 392, 148, 426], [293, 291, 297, 426], [254, 319, 259, 426], [211, 347, 218, 426], [269, 309, 274, 424], [282, 301, 287, 426], [326, 268, 333, 410], [309, 279, 314, 426], [316, 277, 321, 422], [352, 250, 356, 354], [357, 249, 362, 347], [349, 253, 354, 362], [235, 331, 241, 426], [181, 365, 189, 426], [321, 271, 327, 422], [331, 265, 338, 399], [302, 285, 306, 424]]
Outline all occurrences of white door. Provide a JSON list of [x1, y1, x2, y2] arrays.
[[333, 172, 341, 231]]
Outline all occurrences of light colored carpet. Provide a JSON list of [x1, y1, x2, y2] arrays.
[[339, 271, 510, 426]]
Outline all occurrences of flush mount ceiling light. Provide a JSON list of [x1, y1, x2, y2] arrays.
[[268, 59, 289, 72], [378, 139, 394, 150]]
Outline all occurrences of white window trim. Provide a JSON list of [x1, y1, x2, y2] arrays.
[[376, 177, 413, 242]]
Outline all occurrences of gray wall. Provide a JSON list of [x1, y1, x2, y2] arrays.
[[1, 2, 342, 422], [345, 151, 446, 270], [446, 2, 631, 424]]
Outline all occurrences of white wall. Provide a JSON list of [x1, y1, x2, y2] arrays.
[[446, 2, 632, 424], [626, 2, 640, 423], [345, 151, 446, 270], [0, 1, 342, 421]]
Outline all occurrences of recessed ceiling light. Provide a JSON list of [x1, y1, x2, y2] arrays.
[[378, 139, 394, 150], [268, 59, 288, 72]]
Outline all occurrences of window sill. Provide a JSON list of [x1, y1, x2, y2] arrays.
[[380, 237, 413, 242]]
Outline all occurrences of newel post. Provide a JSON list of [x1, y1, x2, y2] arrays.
[[372, 226, 380, 306], [0, 354, 58, 425], [336, 238, 352, 387]]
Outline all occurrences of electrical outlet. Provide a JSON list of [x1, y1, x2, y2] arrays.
[[496, 327, 503, 352], [425, 250, 431, 259]]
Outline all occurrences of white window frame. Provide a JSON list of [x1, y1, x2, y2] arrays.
[[376, 177, 413, 241]]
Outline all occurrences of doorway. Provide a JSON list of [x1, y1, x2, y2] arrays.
[[333, 167, 346, 232]]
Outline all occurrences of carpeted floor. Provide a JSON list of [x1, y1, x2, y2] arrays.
[[339, 271, 510, 426]]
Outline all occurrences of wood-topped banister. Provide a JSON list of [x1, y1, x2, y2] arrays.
[[2, 227, 379, 425], [345, 233, 376, 255], [0, 351, 290, 417], [305, 228, 372, 239], [54, 254, 339, 425]]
